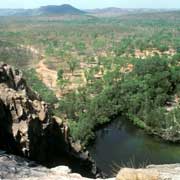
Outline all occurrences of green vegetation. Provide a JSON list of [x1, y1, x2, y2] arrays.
[[1, 11, 180, 145], [67, 59, 79, 75], [59, 55, 180, 144], [0, 40, 36, 68], [24, 69, 57, 104], [57, 69, 64, 80]]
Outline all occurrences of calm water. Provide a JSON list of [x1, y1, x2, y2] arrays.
[[88, 118, 180, 177]]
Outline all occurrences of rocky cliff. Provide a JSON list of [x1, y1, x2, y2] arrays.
[[0, 63, 99, 177]]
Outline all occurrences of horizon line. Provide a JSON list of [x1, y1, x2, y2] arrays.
[[0, 4, 180, 10]]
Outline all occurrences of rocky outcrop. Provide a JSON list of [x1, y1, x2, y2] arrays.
[[1, 152, 180, 180], [0, 152, 114, 180], [147, 164, 180, 180], [0, 63, 67, 160], [116, 168, 159, 180], [116, 164, 180, 180], [0, 63, 99, 177]]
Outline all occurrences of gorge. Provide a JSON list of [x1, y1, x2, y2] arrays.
[[1, 63, 180, 180]]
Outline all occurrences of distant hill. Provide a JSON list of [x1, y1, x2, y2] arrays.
[[0, 9, 26, 16], [39, 4, 85, 15], [0, 5, 177, 17], [86, 7, 174, 16], [87, 7, 130, 14], [0, 4, 85, 16]]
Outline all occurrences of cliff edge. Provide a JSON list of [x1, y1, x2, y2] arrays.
[[0, 63, 98, 177]]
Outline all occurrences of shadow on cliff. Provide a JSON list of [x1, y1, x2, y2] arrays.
[[28, 118, 69, 163], [28, 119, 97, 178], [0, 99, 22, 155]]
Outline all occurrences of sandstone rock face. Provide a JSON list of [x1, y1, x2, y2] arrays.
[[0, 153, 115, 180], [0, 63, 98, 177], [0, 63, 68, 161], [116, 168, 159, 180], [116, 164, 180, 180], [147, 164, 180, 180]]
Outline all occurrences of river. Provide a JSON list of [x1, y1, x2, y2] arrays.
[[88, 118, 180, 177]]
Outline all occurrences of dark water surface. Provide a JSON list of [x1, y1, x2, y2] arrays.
[[88, 118, 180, 177]]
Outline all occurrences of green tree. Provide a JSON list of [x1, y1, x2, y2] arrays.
[[67, 59, 79, 75], [57, 68, 64, 80]]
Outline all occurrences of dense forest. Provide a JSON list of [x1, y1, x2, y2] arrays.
[[0, 11, 180, 145]]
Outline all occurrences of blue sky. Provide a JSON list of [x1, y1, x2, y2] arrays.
[[1, 0, 180, 9]]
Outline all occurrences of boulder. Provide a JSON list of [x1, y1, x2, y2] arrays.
[[116, 164, 180, 180], [0, 153, 114, 180], [116, 168, 159, 180]]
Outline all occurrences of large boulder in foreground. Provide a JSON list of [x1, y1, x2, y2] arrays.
[[116, 164, 180, 180], [0, 152, 180, 180], [0, 152, 114, 180], [0, 63, 98, 177]]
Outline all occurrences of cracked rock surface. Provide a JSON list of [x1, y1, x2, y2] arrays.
[[0, 153, 114, 180]]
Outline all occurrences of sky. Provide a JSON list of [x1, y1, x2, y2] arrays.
[[0, 0, 180, 9]]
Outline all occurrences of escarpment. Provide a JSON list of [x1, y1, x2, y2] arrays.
[[0, 63, 98, 177], [0, 63, 67, 160]]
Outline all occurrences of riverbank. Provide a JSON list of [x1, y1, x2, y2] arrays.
[[88, 119, 180, 177], [131, 117, 180, 143]]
